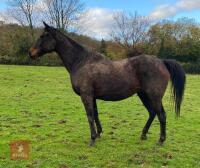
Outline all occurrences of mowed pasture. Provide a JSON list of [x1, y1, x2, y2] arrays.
[[0, 65, 199, 168]]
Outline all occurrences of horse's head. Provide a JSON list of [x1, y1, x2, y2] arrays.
[[29, 22, 57, 59]]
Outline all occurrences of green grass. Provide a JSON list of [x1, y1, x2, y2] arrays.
[[0, 65, 199, 168]]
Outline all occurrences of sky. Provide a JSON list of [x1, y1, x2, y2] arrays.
[[82, 0, 200, 20], [1, 0, 200, 38]]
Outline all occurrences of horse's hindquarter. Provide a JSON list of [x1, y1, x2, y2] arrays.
[[131, 55, 170, 98], [74, 59, 140, 101]]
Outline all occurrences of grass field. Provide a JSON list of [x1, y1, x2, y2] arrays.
[[0, 65, 199, 168]]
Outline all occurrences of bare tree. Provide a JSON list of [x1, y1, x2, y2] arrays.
[[111, 11, 150, 56], [43, 0, 85, 31], [7, 0, 36, 30]]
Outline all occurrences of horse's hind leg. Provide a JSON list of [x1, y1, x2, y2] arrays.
[[138, 92, 156, 140], [150, 98, 166, 145], [93, 99, 103, 137]]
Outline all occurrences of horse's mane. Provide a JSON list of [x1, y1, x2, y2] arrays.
[[53, 28, 86, 51], [50, 27, 104, 61]]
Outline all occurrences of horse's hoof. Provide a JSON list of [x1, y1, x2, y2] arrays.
[[141, 134, 147, 140], [157, 139, 165, 146], [96, 133, 101, 138], [89, 139, 95, 146], [157, 141, 164, 146]]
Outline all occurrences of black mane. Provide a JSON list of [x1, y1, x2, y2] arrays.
[[52, 28, 86, 52]]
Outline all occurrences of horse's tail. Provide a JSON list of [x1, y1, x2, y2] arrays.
[[163, 60, 186, 117]]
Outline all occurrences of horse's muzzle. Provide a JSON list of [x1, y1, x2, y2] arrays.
[[29, 47, 39, 59]]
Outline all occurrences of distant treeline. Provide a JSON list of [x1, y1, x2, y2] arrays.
[[0, 17, 200, 74]]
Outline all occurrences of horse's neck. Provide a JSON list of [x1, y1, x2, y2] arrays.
[[55, 37, 88, 72]]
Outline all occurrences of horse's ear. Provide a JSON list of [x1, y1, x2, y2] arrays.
[[43, 21, 51, 31]]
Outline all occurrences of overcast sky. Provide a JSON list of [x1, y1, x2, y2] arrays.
[[1, 0, 200, 39]]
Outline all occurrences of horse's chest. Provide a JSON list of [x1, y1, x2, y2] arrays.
[[70, 76, 82, 95]]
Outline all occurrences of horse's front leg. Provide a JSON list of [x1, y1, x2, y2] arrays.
[[81, 94, 97, 146]]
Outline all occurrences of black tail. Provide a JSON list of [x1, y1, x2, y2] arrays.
[[163, 60, 186, 117]]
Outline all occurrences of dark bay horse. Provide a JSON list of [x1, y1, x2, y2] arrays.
[[29, 22, 186, 146]]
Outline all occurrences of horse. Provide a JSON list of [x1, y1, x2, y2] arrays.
[[29, 22, 186, 146]]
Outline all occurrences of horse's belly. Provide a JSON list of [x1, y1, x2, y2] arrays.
[[94, 83, 139, 101], [96, 92, 136, 101]]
